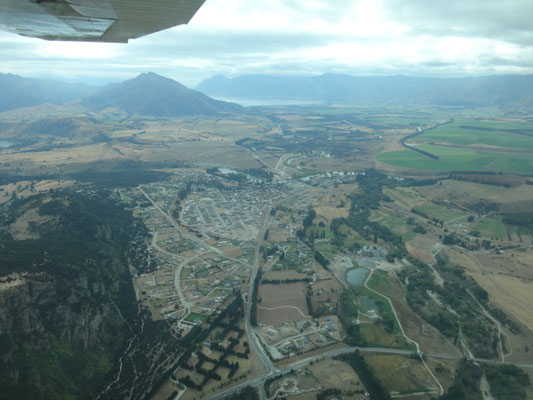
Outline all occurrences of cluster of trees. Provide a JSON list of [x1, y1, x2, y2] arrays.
[[262, 278, 310, 284], [303, 208, 316, 228], [316, 388, 342, 400], [398, 254, 518, 358], [450, 174, 512, 188], [67, 167, 172, 188], [247, 168, 274, 182], [250, 268, 262, 326], [329, 170, 407, 260], [338, 292, 366, 346], [178, 182, 192, 200], [313, 250, 330, 271], [440, 359, 483, 400], [225, 386, 259, 400], [175, 293, 245, 391], [305, 289, 314, 317], [262, 245, 278, 261], [483, 364, 531, 400], [503, 212, 533, 228]]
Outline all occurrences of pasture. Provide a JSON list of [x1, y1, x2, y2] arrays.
[[377, 145, 533, 175], [419, 119, 533, 149]]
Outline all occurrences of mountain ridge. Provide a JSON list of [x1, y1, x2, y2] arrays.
[[82, 72, 243, 116], [196, 73, 533, 110], [0, 73, 97, 113], [0, 72, 243, 117]]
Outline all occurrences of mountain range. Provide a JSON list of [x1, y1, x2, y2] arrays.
[[196, 73, 533, 110], [3, 72, 533, 115], [0, 73, 96, 113], [0, 72, 242, 116]]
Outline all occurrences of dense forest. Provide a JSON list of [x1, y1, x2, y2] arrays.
[[0, 190, 144, 399]]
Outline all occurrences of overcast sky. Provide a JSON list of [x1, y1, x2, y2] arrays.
[[1, 0, 533, 87]]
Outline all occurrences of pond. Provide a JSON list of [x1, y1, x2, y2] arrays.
[[347, 268, 368, 286], [360, 296, 377, 311]]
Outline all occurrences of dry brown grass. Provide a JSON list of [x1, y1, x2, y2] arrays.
[[383, 272, 461, 356], [262, 269, 307, 281], [364, 354, 438, 394], [0, 179, 79, 204], [448, 247, 533, 332], [308, 358, 364, 394], [314, 204, 349, 221], [257, 282, 309, 325]]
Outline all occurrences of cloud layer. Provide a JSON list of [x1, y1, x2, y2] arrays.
[[1, 0, 532, 86]]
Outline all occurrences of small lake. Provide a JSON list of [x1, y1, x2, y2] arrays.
[[218, 167, 238, 174], [347, 268, 368, 286], [360, 296, 377, 311], [0, 141, 12, 148]]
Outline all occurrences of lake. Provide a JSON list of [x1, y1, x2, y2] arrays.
[[213, 97, 324, 107], [347, 268, 368, 286]]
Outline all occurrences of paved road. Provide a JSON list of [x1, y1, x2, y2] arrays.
[[242, 189, 311, 399], [245, 205, 278, 378], [206, 343, 533, 400], [206, 346, 417, 400]]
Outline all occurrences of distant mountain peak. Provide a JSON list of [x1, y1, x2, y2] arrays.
[[135, 72, 171, 81]]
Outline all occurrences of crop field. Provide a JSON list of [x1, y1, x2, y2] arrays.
[[378, 145, 533, 174], [419, 120, 533, 149]]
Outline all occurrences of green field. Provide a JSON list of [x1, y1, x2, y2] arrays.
[[473, 218, 507, 240], [378, 145, 533, 175], [367, 270, 393, 293], [371, 209, 418, 241], [383, 187, 418, 208], [413, 204, 466, 222], [420, 120, 533, 149], [185, 313, 206, 323]]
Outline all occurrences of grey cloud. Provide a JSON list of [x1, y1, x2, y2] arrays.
[[2, 0, 533, 85], [127, 30, 332, 58], [385, 0, 533, 45]]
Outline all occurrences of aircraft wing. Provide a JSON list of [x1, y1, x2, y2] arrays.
[[0, 0, 206, 43]]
